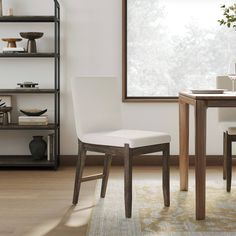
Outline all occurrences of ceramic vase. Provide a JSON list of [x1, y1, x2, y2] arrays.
[[29, 136, 47, 160]]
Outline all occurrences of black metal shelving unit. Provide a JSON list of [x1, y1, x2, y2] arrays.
[[0, 0, 60, 169]]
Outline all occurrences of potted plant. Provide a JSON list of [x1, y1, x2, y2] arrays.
[[218, 4, 236, 29]]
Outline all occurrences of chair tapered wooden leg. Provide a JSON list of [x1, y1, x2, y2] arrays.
[[223, 132, 227, 180], [100, 154, 112, 198], [226, 134, 232, 192], [73, 141, 86, 205], [162, 143, 170, 207], [124, 144, 132, 218]]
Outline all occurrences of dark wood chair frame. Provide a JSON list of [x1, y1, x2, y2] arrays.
[[223, 131, 235, 192], [72, 139, 170, 218]]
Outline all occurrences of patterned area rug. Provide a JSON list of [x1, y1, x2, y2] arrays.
[[87, 179, 236, 236]]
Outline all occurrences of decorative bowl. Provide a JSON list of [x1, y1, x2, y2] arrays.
[[19, 32, 44, 53], [20, 32, 44, 40], [20, 109, 47, 116], [2, 38, 22, 48]]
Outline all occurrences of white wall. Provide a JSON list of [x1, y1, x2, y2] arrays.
[[0, 0, 225, 155]]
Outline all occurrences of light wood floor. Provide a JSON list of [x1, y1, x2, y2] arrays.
[[0, 166, 233, 236]]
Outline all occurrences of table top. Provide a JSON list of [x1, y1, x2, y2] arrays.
[[179, 91, 236, 100]]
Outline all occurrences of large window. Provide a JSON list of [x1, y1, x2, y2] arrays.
[[123, 0, 236, 102]]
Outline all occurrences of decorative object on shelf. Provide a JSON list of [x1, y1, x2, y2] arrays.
[[0, 98, 6, 125], [17, 82, 39, 88], [18, 116, 48, 126], [0, 98, 6, 107], [47, 133, 55, 161], [7, 8, 13, 16], [2, 38, 22, 48], [2, 0, 14, 16], [0, 0, 2, 16], [0, 96, 12, 124], [0, 106, 12, 125], [20, 109, 47, 116], [0, 96, 11, 106], [2, 47, 25, 53], [29, 136, 47, 160], [20, 32, 44, 53]]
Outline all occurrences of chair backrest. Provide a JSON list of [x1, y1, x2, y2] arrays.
[[71, 77, 122, 139], [217, 76, 236, 122]]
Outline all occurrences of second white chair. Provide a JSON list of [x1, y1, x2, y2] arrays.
[[217, 76, 236, 192]]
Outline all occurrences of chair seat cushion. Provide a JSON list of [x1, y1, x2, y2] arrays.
[[219, 122, 236, 135], [81, 129, 171, 148]]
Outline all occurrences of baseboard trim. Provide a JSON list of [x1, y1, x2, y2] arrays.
[[60, 155, 236, 166]]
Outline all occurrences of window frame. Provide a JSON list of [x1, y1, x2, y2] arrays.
[[122, 0, 178, 102]]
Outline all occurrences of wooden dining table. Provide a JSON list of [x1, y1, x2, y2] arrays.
[[179, 91, 236, 220]]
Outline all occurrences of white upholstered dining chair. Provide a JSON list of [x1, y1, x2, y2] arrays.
[[217, 76, 236, 192], [71, 77, 171, 218]]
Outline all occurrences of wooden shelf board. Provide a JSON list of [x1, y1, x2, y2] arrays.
[[0, 53, 58, 58], [0, 123, 58, 130], [0, 156, 56, 167], [0, 16, 58, 22], [0, 89, 59, 94]]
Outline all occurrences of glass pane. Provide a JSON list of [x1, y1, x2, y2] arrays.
[[127, 0, 236, 97]]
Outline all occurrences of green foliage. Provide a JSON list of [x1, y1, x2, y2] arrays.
[[218, 4, 236, 29]]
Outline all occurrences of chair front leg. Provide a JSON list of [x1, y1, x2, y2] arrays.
[[124, 144, 133, 218], [223, 132, 227, 180], [226, 134, 232, 192], [101, 154, 113, 198], [162, 143, 170, 207], [73, 140, 87, 205]]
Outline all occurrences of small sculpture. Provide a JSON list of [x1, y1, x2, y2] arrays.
[[0, 100, 12, 125], [2, 38, 22, 48], [17, 82, 39, 88], [20, 32, 44, 53], [0, 0, 2, 17], [0, 99, 6, 107]]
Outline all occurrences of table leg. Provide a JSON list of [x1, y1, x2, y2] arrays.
[[179, 101, 189, 191], [195, 100, 207, 220]]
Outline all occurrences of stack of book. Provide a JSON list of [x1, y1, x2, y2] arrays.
[[18, 116, 48, 125], [2, 47, 25, 53]]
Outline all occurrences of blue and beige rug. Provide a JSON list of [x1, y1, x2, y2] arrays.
[[87, 179, 236, 236]]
